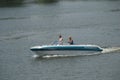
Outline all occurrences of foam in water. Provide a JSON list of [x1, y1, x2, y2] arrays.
[[32, 54, 40, 58], [33, 52, 101, 59], [102, 47, 120, 54]]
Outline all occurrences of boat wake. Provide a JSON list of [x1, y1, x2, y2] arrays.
[[101, 47, 120, 54], [32, 52, 101, 59], [32, 47, 120, 59]]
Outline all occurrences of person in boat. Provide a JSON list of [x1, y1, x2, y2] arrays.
[[68, 37, 74, 45], [59, 35, 63, 45]]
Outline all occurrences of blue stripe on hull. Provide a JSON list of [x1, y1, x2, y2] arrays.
[[30, 45, 103, 51]]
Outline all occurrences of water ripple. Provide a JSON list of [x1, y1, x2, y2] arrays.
[[0, 32, 35, 41], [110, 9, 120, 12], [0, 17, 28, 20]]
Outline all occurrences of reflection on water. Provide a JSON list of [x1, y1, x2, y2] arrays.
[[0, 0, 120, 7], [35, 0, 58, 4], [0, 0, 58, 7], [0, 0, 24, 7], [110, 9, 120, 12], [0, 17, 27, 20]]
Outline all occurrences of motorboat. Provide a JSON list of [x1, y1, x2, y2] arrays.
[[30, 44, 103, 57]]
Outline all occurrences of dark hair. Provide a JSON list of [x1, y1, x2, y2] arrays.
[[69, 37, 72, 40], [59, 35, 62, 38]]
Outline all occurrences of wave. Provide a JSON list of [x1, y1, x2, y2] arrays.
[[32, 51, 101, 59], [109, 9, 120, 12], [102, 47, 120, 54], [0, 17, 27, 21], [0, 32, 35, 41]]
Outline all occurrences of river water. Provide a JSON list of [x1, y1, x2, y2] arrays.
[[0, 0, 120, 80]]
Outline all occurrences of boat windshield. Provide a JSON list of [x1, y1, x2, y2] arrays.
[[51, 41, 59, 45], [51, 41, 70, 45]]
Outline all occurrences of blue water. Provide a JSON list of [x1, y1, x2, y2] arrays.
[[0, 0, 120, 80]]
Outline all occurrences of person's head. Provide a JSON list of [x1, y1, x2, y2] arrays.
[[69, 37, 72, 40], [59, 35, 62, 38]]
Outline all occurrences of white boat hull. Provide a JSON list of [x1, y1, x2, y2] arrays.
[[34, 50, 99, 57], [30, 45, 103, 57]]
